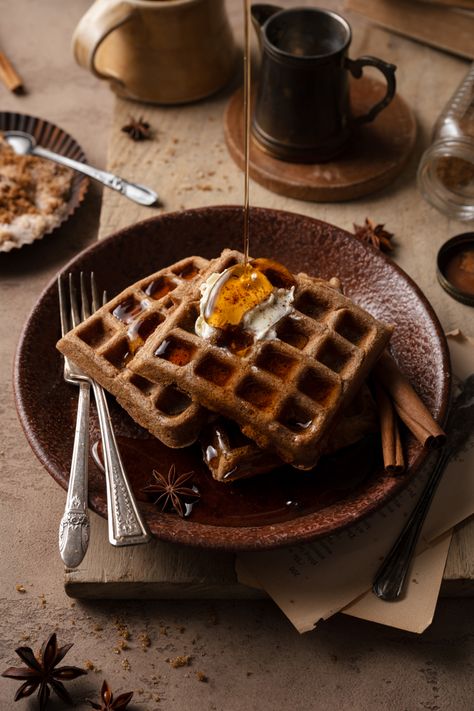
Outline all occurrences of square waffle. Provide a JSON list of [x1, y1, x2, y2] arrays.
[[56, 256, 211, 448], [200, 384, 378, 482], [57, 251, 346, 454], [130, 250, 392, 469]]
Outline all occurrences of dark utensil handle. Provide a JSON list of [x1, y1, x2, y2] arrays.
[[372, 449, 451, 601], [346, 55, 397, 124]]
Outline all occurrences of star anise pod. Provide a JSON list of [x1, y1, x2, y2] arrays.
[[1, 632, 87, 710], [121, 115, 152, 141], [353, 218, 395, 252], [142, 464, 199, 517], [86, 679, 133, 710]]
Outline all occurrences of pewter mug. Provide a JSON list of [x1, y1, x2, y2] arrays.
[[251, 5, 397, 162]]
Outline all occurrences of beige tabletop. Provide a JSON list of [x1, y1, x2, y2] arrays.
[[0, 1, 473, 709]]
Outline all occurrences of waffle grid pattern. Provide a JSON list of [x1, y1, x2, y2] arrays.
[[57, 256, 210, 447], [131, 251, 392, 469], [200, 418, 281, 482], [200, 385, 378, 482]]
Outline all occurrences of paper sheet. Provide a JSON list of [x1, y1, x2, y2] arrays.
[[236, 332, 474, 634], [235, 530, 454, 634], [342, 531, 452, 632]]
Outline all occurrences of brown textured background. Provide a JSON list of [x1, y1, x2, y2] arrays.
[[0, 1, 473, 709]]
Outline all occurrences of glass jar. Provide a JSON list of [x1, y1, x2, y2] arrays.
[[418, 62, 474, 221]]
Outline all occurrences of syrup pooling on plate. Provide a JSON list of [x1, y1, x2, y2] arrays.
[[195, 258, 297, 353]]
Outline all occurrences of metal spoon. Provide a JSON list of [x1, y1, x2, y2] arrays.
[[3, 130, 159, 207]]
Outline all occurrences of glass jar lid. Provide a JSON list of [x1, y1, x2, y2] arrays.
[[437, 232, 474, 306]]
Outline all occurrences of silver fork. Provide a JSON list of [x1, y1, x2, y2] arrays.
[[59, 273, 150, 557], [58, 273, 92, 567]]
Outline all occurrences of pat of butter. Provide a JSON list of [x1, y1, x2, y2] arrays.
[[195, 270, 294, 342], [242, 286, 294, 340]]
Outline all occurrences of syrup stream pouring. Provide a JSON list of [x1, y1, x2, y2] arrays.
[[4, 130, 159, 207]]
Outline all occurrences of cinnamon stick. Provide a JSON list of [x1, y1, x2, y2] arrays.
[[374, 351, 446, 449], [0, 50, 24, 93], [374, 381, 405, 472]]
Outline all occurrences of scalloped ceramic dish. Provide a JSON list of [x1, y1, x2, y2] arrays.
[[14, 206, 450, 551], [0, 112, 88, 253]]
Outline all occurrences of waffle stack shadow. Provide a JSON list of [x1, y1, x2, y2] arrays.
[[57, 250, 392, 477]]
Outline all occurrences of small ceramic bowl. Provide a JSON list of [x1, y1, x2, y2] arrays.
[[0, 112, 89, 253]]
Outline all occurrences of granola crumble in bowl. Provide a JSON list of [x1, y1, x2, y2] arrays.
[[0, 112, 89, 253]]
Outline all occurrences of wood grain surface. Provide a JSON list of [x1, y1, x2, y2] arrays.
[[346, 0, 474, 59], [4, 4, 474, 708], [224, 78, 416, 202], [67, 0, 474, 598]]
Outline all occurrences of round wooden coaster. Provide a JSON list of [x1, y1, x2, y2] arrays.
[[224, 76, 417, 202]]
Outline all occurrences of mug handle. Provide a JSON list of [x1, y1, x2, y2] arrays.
[[345, 56, 397, 124], [72, 0, 135, 84]]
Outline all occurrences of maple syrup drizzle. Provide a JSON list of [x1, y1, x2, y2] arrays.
[[144, 277, 177, 300], [200, 5, 295, 338], [204, 264, 273, 328], [200, 261, 296, 357], [243, 0, 252, 267], [112, 297, 145, 324]]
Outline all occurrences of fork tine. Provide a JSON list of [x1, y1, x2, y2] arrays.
[[80, 272, 91, 321], [57, 275, 70, 337], [91, 272, 101, 314], [102, 289, 107, 306], [69, 273, 81, 329]]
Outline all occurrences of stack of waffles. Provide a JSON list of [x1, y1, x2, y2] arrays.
[[57, 250, 392, 481]]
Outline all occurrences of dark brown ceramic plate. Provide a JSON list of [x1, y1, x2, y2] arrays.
[[14, 206, 450, 551], [0, 112, 88, 252]]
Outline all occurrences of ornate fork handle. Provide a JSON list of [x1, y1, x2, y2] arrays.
[[59, 381, 91, 567], [92, 382, 150, 546]]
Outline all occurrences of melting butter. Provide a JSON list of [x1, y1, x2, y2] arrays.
[[204, 264, 273, 328], [195, 262, 295, 344]]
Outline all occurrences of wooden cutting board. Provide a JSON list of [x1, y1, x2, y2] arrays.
[[346, 0, 474, 59], [65, 15, 474, 599], [224, 77, 416, 202]]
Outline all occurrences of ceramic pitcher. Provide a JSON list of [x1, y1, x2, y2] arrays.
[[73, 0, 237, 104]]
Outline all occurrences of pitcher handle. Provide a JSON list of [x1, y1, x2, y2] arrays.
[[346, 56, 397, 124], [72, 0, 135, 84]]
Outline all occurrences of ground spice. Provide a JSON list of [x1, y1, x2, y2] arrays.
[[436, 155, 474, 191], [167, 655, 192, 668]]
